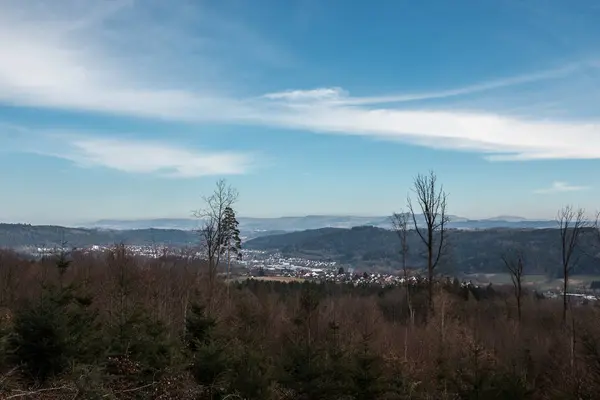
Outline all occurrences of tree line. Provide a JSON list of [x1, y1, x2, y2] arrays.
[[391, 171, 600, 323], [3, 245, 600, 399]]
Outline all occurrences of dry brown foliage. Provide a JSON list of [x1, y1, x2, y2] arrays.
[[1, 248, 600, 399]]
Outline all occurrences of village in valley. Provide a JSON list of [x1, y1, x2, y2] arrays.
[[23, 243, 600, 304]]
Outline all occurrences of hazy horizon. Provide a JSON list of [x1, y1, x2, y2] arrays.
[[0, 212, 573, 228]]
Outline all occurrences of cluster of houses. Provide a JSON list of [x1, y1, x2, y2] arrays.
[[542, 291, 598, 302], [24, 245, 600, 304], [248, 265, 600, 305], [247, 265, 485, 290], [26, 244, 169, 259], [239, 249, 337, 271]]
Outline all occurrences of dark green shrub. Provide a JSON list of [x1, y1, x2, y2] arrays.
[[9, 286, 101, 383]]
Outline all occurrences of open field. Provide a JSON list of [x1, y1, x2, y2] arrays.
[[225, 275, 307, 283], [245, 276, 306, 283], [463, 272, 600, 291]]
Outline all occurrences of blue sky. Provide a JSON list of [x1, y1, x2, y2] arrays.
[[1, 0, 600, 225]]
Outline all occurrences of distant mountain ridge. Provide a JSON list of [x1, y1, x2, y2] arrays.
[[84, 214, 559, 233], [484, 215, 528, 222]]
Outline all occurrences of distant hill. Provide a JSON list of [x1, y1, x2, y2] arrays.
[[83, 214, 559, 234], [5, 222, 597, 276], [485, 215, 528, 222], [0, 224, 197, 249], [245, 226, 600, 275], [85, 215, 399, 232], [0, 224, 295, 250]]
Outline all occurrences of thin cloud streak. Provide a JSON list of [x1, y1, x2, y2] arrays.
[[0, 0, 269, 119], [63, 137, 254, 178], [2, 1, 600, 163], [248, 103, 600, 161], [265, 62, 593, 106], [533, 181, 591, 194], [3, 128, 256, 178]]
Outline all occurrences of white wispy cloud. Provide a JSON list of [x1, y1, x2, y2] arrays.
[[262, 87, 348, 101], [250, 99, 600, 161], [2, 0, 600, 164], [50, 136, 255, 178], [0, 0, 265, 120], [265, 63, 590, 106], [1, 126, 255, 178], [533, 181, 591, 194]]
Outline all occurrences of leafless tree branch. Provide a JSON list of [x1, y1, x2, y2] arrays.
[[391, 211, 414, 324], [192, 179, 239, 311], [594, 211, 600, 251], [501, 248, 525, 322], [557, 205, 588, 324], [391, 211, 410, 275], [407, 170, 449, 310]]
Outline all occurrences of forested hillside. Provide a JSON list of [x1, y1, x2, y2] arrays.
[[4, 223, 600, 276], [246, 226, 600, 275], [0, 223, 197, 248], [1, 248, 600, 398]]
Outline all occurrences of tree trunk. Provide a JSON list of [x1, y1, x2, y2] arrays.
[[563, 271, 568, 324], [570, 308, 576, 371], [516, 294, 521, 322], [404, 325, 409, 362], [227, 243, 230, 298], [428, 242, 433, 311], [517, 281, 522, 322], [441, 293, 446, 344]]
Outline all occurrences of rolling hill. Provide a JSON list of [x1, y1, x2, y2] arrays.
[[0, 224, 198, 249], [245, 226, 600, 275], [3, 222, 599, 276]]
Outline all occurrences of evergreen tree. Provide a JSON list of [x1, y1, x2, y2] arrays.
[[185, 303, 216, 351], [105, 308, 173, 380], [0, 311, 8, 372], [227, 345, 271, 400], [351, 333, 384, 400], [8, 251, 101, 383], [55, 246, 70, 285], [279, 336, 325, 400], [279, 285, 327, 400], [185, 303, 230, 398], [320, 320, 353, 398], [221, 206, 242, 261], [226, 297, 273, 399], [103, 245, 173, 382]]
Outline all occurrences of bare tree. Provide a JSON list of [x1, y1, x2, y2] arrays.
[[193, 179, 239, 305], [391, 212, 410, 277], [407, 170, 449, 310], [594, 211, 600, 252], [557, 205, 587, 323], [501, 248, 525, 322], [391, 211, 414, 361], [391, 211, 414, 318]]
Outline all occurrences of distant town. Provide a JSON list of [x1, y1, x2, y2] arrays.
[[20, 243, 600, 304]]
